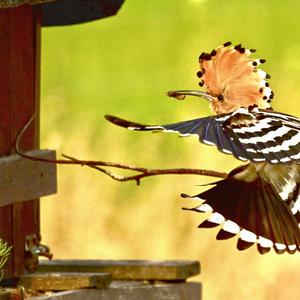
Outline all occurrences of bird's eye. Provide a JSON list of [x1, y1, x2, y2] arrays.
[[217, 95, 224, 101]]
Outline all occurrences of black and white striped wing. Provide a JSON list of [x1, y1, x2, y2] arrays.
[[105, 108, 300, 164], [105, 114, 247, 160], [222, 108, 300, 163]]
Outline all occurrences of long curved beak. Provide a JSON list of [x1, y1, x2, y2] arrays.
[[167, 90, 214, 102]]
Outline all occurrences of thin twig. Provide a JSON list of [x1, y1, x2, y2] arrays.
[[15, 114, 228, 185], [61, 154, 227, 185]]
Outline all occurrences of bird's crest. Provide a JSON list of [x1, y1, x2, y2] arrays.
[[198, 42, 274, 113]]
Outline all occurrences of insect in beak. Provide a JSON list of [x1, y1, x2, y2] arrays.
[[167, 90, 215, 103]]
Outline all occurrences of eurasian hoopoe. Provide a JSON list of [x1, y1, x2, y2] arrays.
[[106, 42, 300, 254]]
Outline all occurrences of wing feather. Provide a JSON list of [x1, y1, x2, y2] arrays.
[[105, 107, 300, 164]]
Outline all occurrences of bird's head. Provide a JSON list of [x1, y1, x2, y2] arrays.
[[168, 42, 273, 114]]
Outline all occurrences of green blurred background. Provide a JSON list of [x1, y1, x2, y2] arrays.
[[40, 1, 300, 299]]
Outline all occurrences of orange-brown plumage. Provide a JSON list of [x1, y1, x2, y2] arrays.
[[199, 42, 272, 113]]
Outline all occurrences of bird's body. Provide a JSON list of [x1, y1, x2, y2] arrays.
[[106, 42, 300, 254]]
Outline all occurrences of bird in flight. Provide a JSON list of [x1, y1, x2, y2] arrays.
[[105, 42, 300, 254]]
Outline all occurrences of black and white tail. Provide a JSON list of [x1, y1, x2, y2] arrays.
[[182, 163, 300, 254]]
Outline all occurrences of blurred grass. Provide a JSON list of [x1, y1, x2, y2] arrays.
[[40, 1, 300, 299]]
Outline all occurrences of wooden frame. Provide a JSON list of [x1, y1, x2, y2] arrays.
[[0, 5, 42, 278], [0, 150, 57, 208], [0, 5, 201, 300]]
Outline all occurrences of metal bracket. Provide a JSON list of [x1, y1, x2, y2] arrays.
[[25, 234, 53, 272]]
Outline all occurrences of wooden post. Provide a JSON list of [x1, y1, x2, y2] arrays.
[[0, 5, 41, 278]]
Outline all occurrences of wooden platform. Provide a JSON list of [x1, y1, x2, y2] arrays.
[[19, 272, 112, 290], [0, 150, 57, 208], [18, 259, 203, 299], [38, 259, 200, 281], [29, 281, 201, 300]]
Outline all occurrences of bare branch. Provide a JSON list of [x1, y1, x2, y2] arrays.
[[61, 154, 227, 185], [15, 114, 228, 185]]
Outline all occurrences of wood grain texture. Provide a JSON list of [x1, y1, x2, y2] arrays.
[[0, 150, 57, 207], [19, 272, 111, 290], [0, 291, 10, 300], [0, 6, 42, 278], [38, 259, 200, 281], [25, 281, 202, 300], [0, 0, 56, 8]]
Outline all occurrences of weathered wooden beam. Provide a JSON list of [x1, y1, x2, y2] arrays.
[[0, 150, 57, 208], [0, 291, 10, 300], [0, 5, 42, 278], [25, 281, 201, 300], [38, 260, 200, 281], [19, 272, 111, 291], [0, 0, 56, 8]]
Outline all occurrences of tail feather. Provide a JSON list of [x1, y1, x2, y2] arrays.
[[237, 238, 254, 251], [261, 184, 288, 254], [257, 240, 272, 254], [216, 228, 236, 240], [261, 184, 286, 245], [183, 172, 300, 254], [255, 181, 273, 253], [265, 182, 300, 253]]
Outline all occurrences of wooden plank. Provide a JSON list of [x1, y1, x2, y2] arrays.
[[9, 6, 42, 278], [19, 273, 111, 291], [27, 281, 202, 300], [0, 150, 57, 207], [11, 6, 41, 277], [0, 7, 14, 278], [38, 260, 200, 281], [0, 0, 56, 8], [0, 5, 41, 278], [0, 291, 10, 300]]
